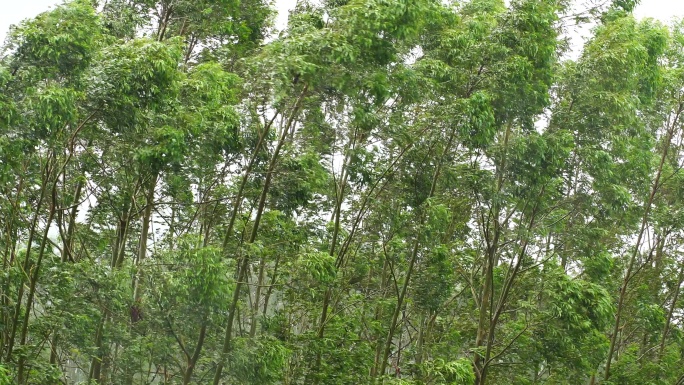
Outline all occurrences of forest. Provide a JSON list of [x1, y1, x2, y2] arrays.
[[0, 0, 682, 383]]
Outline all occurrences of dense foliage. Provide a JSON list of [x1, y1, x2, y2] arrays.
[[0, 0, 682, 384]]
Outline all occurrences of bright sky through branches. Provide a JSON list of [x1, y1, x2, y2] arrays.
[[1, 0, 683, 46]]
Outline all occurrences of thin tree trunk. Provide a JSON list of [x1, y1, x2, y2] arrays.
[[0, 175, 25, 362], [89, 316, 106, 382], [262, 255, 281, 317], [658, 265, 684, 358], [212, 87, 307, 385], [121, 173, 158, 385], [114, 201, 132, 269], [90, 195, 133, 384], [250, 258, 268, 337], [17, 174, 58, 384], [182, 316, 208, 385], [605, 104, 681, 380], [474, 122, 514, 385], [176, 221, 216, 384], [377, 124, 457, 379], [473, 225, 499, 385], [370, 258, 388, 377], [47, 176, 85, 368], [133, 173, 158, 303], [5, 156, 51, 363]]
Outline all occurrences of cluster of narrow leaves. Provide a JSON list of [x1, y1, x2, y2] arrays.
[[0, 0, 682, 384]]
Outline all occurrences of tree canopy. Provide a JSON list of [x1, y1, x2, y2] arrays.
[[0, 0, 683, 384]]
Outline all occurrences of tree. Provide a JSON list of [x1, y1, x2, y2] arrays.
[[0, 0, 683, 384]]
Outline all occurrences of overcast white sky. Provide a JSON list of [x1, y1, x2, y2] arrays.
[[1, 0, 683, 52]]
